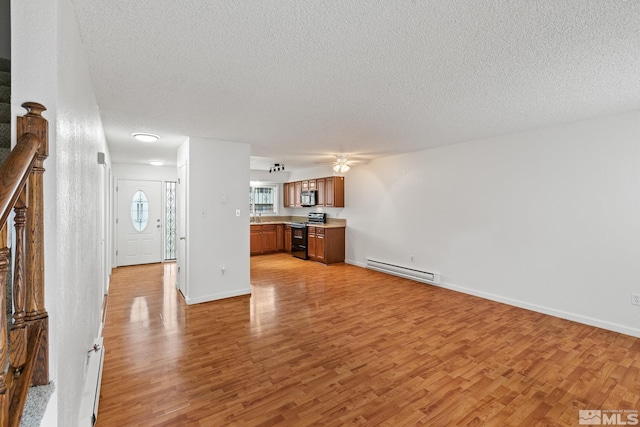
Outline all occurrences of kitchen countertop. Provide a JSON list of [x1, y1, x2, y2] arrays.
[[250, 221, 346, 228]]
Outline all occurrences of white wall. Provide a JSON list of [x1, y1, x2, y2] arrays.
[[286, 164, 335, 183], [112, 163, 178, 182], [250, 169, 290, 183], [183, 137, 251, 304], [12, 0, 58, 424], [343, 110, 640, 337], [13, 0, 110, 424]]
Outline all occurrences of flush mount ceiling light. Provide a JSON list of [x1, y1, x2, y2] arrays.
[[132, 132, 159, 142], [148, 160, 166, 166], [269, 163, 285, 173]]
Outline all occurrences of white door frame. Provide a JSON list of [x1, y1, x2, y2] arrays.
[[102, 165, 111, 294], [116, 179, 163, 266], [177, 162, 188, 296]]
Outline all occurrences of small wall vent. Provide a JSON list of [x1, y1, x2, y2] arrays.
[[366, 259, 440, 285]]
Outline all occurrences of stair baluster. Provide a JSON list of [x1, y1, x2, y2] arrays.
[[0, 102, 49, 426], [0, 226, 9, 425]]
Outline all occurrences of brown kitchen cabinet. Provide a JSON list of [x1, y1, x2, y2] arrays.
[[276, 224, 284, 251], [283, 183, 289, 208], [284, 224, 292, 253], [262, 225, 278, 252], [250, 225, 278, 255], [308, 227, 316, 260], [288, 182, 296, 207], [283, 176, 344, 208], [324, 176, 344, 207], [307, 226, 345, 264], [283, 182, 297, 208], [301, 179, 316, 191], [250, 226, 263, 255], [316, 179, 325, 206], [294, 181, 302, 207]]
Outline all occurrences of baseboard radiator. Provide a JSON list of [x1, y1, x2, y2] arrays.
[[366, 259, 441, 285], [79, 337, 105, 426]]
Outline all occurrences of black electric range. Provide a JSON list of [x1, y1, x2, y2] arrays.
[[291, 213, 327, 259]]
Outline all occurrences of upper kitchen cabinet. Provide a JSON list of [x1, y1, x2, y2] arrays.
[[294, 181, 302, 207], [316, 179, 325, 206], [302, 179, 317, 191], [324, 177, 344, 207], [282, 182, 296, 208], [283, 176, 345, 208], [283, 182, 289, 207]]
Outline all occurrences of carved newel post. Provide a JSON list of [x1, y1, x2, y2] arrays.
[[18, 102, 49, 385]]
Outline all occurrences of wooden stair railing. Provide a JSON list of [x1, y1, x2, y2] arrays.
[[0, 102, 49, 427]]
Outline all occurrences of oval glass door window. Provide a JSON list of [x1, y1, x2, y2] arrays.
[[131, 190, 149, 232]]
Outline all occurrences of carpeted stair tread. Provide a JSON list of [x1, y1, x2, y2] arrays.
[[0, 103, 9, 124], [0, 58, 9, 73], [0, 86, 8, 104], [0, 148, 10, 165], [20, 382, 55, 427], [0, 71, 9, 88], [0, 123, 9, 149]]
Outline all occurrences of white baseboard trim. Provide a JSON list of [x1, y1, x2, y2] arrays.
[[345, 259, 366, 268], [345, 259, 640, 338], [435, 280, 640, 339], [185, 287, 251, 305]]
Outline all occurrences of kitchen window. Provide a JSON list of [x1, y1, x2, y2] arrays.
[[250, 184, 278, 215]]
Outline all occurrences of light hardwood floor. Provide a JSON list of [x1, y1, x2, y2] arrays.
[[96, 254, 640, 426]]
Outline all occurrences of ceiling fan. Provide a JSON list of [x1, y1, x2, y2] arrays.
[[318, 155, 367, 173]]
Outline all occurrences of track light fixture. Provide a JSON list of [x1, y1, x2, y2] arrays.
[[269, 163, 285, 173]]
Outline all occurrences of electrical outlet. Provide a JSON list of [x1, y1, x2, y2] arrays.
[[221, 265, 226, 276], [632, 293, 640, 306], [410, 255, 415, 262]]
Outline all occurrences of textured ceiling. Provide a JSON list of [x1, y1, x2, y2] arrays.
[[69, 0, 640, 170]]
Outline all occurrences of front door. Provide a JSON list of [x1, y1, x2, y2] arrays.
[[117, 180, 162, 266]]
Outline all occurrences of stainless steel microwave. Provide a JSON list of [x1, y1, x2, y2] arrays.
[[301, 190, 317, 207]]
